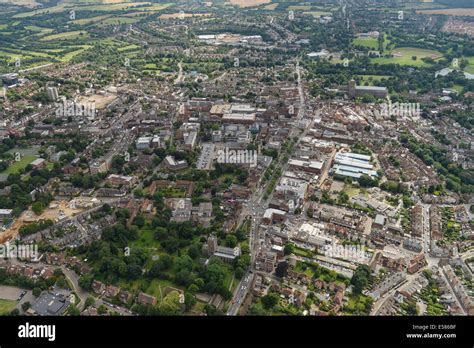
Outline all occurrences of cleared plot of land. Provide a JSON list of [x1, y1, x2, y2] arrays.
[[263, 3, 277, 10], [304, 11, 331, 17], [372, 47, 443, 67], [77, 94, 117, 109], [416, 8, 474, 16], [0, 285, 23, 301], [228, 0, 271, 8]]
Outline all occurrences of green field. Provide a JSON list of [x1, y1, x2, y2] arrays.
[[24, 25, 54, 33], [372, 47, 443, 67], [287, 5, 312, 10], [464, 57, 474, 74], [0, 299, 17, 315], [1, 155, 37, 174], [13, 2, 171, 18], [40, 31, 88, 41], [71, 14, 111, 25], [353, 37, 379, 49], [59, 45, 92, 61]]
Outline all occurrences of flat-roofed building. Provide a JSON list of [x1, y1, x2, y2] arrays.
[[288, 159, 324, 174], [347, 79, 388, 99], [222, 113, 256, 124], [0, 208, 13, 220], [333, 151, 378, 179]]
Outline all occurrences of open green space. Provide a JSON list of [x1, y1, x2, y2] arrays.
[[353, 37, 379, 49], [371, 47, 443, 67], [0, 299, 17, 315], [1, 155, 37, 175]]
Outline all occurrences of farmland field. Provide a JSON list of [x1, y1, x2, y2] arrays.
[[12, 2, 170, 18], [229, 0, 271, 8], [40, 31, 88, 41], [304, 11, 332, 17], [0, 0, 39, 7], [263, 3, 278, 10], [416, 8, 474, 16], [287, 5, 312, 10]]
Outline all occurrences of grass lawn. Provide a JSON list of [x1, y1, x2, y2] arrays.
[[353, 37, 379, 49], [132, 228, 159, 249], [372, 47, 443, 67], [464, 56, 474, 74], [0, 299, 17, 315], [293, 246, 312, 258], [1, 155, 36, 174], [452, 84, 464, 93], [343, 184, 361, 198]]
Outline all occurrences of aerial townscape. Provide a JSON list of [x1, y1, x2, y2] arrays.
[[0, 0, 472, 321]]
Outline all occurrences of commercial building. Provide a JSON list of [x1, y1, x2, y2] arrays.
[[347, 79, 388, 99], [332, 152, 378, 179], [0, 208, 13, 221], [46, 87, 59, 102]]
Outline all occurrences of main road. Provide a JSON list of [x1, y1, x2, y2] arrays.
[[227, 59, 308, 315]]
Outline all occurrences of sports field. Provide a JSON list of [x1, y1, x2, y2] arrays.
[[372, 47, 443, 67], [353, 37, 379, 49]]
